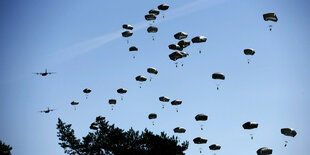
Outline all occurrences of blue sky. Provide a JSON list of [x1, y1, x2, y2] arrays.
[[0, 0, 309, 154]]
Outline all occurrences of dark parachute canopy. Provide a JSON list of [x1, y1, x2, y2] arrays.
[[212, 72, 225, 90], [171, 100, 182, 112], [195, 114, 208, 130], [147, 67, 158, 74], [159, 96, 169, 109], [148, 113, 157, 125], [169, 51, 188, 67], [122, 24, 133, 30], [129, 46, 138, 51], [71, 101, 79, 110], [244, 48, 255, 64], [149, 9, 160, 15], [147, 26, 158, 40], [108, 99, 116, 110], [281, 128, 297, 137], [193, 137, 207, 144], [136, 75, 147, 88], [169, 44, 183, 51], [173, 127, 186, 133], [191, 36, 207, 43], [174, 32, 188, 40], [145, 14, 156, 21], [257, 147, 273, 155], [243, 122, 258, 129], [178, 40, 191, 49], [117, 88, 127, 100], [263, 13, 278, 31], [122, 31, 133, 37], [243, 121, 258, 140], [158, 4, 169, 11], [83, 88, 92, 99], [209, 144, 221, 150]]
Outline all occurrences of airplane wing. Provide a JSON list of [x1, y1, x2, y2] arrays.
[[50, 109, 56, 111], [38, 110, 45, 113], [33, 73, 41, 75], [47, 72, 56, 74]]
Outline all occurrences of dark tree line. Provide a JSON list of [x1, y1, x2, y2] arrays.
[[57, 118, 188, 155], [0, 140, 12, 155]]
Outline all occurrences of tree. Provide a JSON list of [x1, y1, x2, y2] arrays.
[[57, 118, 189, 155], [0, 140, 12, 155]]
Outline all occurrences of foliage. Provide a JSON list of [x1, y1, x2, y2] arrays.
[[57, 118, 188, 155], [0, 140, 12, 155]]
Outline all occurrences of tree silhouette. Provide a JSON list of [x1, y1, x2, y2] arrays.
[[0, 140, 12, 155], [57, 118, 188, 155]]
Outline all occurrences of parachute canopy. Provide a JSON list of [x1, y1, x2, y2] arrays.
[[195, 114, 208, 121], [136, 75, 147, 82], [148, 113, 157, 119], [169, 44, 183, 51], [108, 99, 116, 105], [145, 14, 156, 21], [83, 88, 91, 94], [122, 24, 133, 30], [171, 100, 182, 105], [147, 68, 158, 74], [159, 96, 170, 102], [209, 144, 221, 150], [158, 4, 169, 11], [147, 26, 158, 33], [71, 101, 79, 105], [174, 32, 188, 40], [117, 88, 127, 94], [129, 46, 138, 51], [212, 73, 225, 80], [149, 9, 160, 15], [192, 36, 207, 43], [169, 52, 183, 61], [257, 147, 272, 155], [263, 13, 278, 22], [122, 31, 133, 37], [174, 127, 186, 133], [281, 128, 297, 137], [193, 137, 208, 144], [178, 40, 191, 49], [244, 48, 255, 55], [243, 122, 258, 129]]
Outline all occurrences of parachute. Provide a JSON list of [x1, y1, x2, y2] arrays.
[[244, 48, 255, 64], [159, 96, 170, 109], [169, 51, 188, 67], [157, 4, 169, 18], [263, 13, 278, 31], [83, 88, 92, 99], [70, 101, 79, 110], [145, 14, 156, 25], [195, 114, 208, 130], [117, 88, 127, 100], [171, 100, 182, 112], [129, 46, 138, 59], [135, 75, 147, 88], [122, 31, 133, 44], [257, 147, 272, 155], [243, 121, 258, 140], [109, 99, 117, 110], [281, 128, 297, 147], [193, 137, 208, 153], [173, 127, 186, 133], [148, 113, 157, 125], [147, 67, 158, 81], [178, 40, 191, 49], [212, 73, 225, 90], [174, 32, 188, 40], [169, 44, 183, 51], [149, 9, 160, 16], [191, 36, 207, 53], [147, 26, 158, 40], [209, 144, 221, 155], [122, 24, 133, 30]]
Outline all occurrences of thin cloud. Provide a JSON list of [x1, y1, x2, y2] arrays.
[[48, 0, 225, 66]]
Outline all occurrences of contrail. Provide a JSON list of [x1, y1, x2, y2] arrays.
[[48, 0, 225, 66]]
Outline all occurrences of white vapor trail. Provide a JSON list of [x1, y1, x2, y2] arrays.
[[48, 0, 225, 66]]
